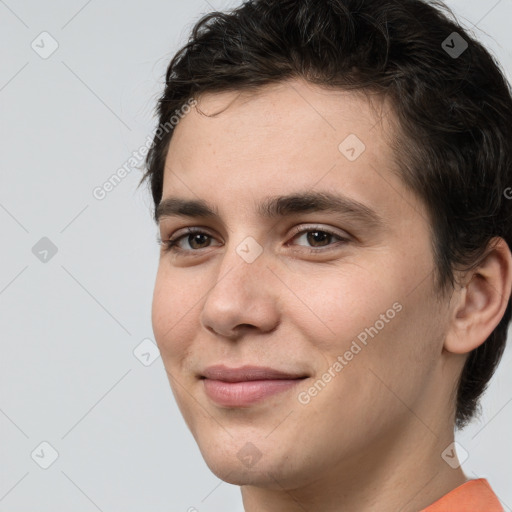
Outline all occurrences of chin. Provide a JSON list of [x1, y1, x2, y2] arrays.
[[203, 456, 294, 488], [193, 434, 306, 490]]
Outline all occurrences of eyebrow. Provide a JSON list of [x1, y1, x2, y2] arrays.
[[155, 191, 384, 229]]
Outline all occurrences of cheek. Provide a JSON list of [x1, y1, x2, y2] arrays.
[[293, 256, 439, 379], [151, 268, 198, 363], [285, 261, 395, 348]]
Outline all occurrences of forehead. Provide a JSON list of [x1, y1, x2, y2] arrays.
[[160, 78, 425, 228], [168, 79, 392, 162]]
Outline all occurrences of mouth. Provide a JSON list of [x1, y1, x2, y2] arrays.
[[200, 365, 309, 407]]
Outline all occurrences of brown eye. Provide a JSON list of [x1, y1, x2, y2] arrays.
[[159, 228, 220, 254], [186, 233, 212, 250], [289, 226, 350, 253], [305, 230, 333, 247]]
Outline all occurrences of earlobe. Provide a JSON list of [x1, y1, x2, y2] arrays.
[[444, 237, 512, 355]]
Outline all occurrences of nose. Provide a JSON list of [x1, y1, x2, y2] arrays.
[[199, 242, 281, 340]]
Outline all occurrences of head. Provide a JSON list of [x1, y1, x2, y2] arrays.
[[140, 0, 512, 490]]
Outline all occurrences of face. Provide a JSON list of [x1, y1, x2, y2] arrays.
[[151, 79, 455, 490]]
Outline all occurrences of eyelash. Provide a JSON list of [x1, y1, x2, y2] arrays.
[[157, 225, 350, 256]]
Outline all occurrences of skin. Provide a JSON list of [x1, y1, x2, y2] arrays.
[[151, 78, 512, 511]]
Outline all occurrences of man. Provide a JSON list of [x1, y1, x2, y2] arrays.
[[140, 0, 512, 510]]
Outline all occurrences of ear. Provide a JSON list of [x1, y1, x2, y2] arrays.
[[444, 237, 512, 355]]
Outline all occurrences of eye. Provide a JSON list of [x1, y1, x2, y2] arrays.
[[157, 225, 350, 256], [287, 225, 350, 253], [157, 227, 219, 254]]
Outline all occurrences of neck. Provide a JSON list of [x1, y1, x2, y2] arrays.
[[240, 417, 467, 512]]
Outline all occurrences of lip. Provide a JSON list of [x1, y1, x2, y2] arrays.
[[200, 365, 308, 407], [201, 364, 308, 382]]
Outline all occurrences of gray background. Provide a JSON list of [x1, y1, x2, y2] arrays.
[[1, 0, 511, 510]]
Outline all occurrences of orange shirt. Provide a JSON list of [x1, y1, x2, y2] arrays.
[[420, 478, 504, 511]]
